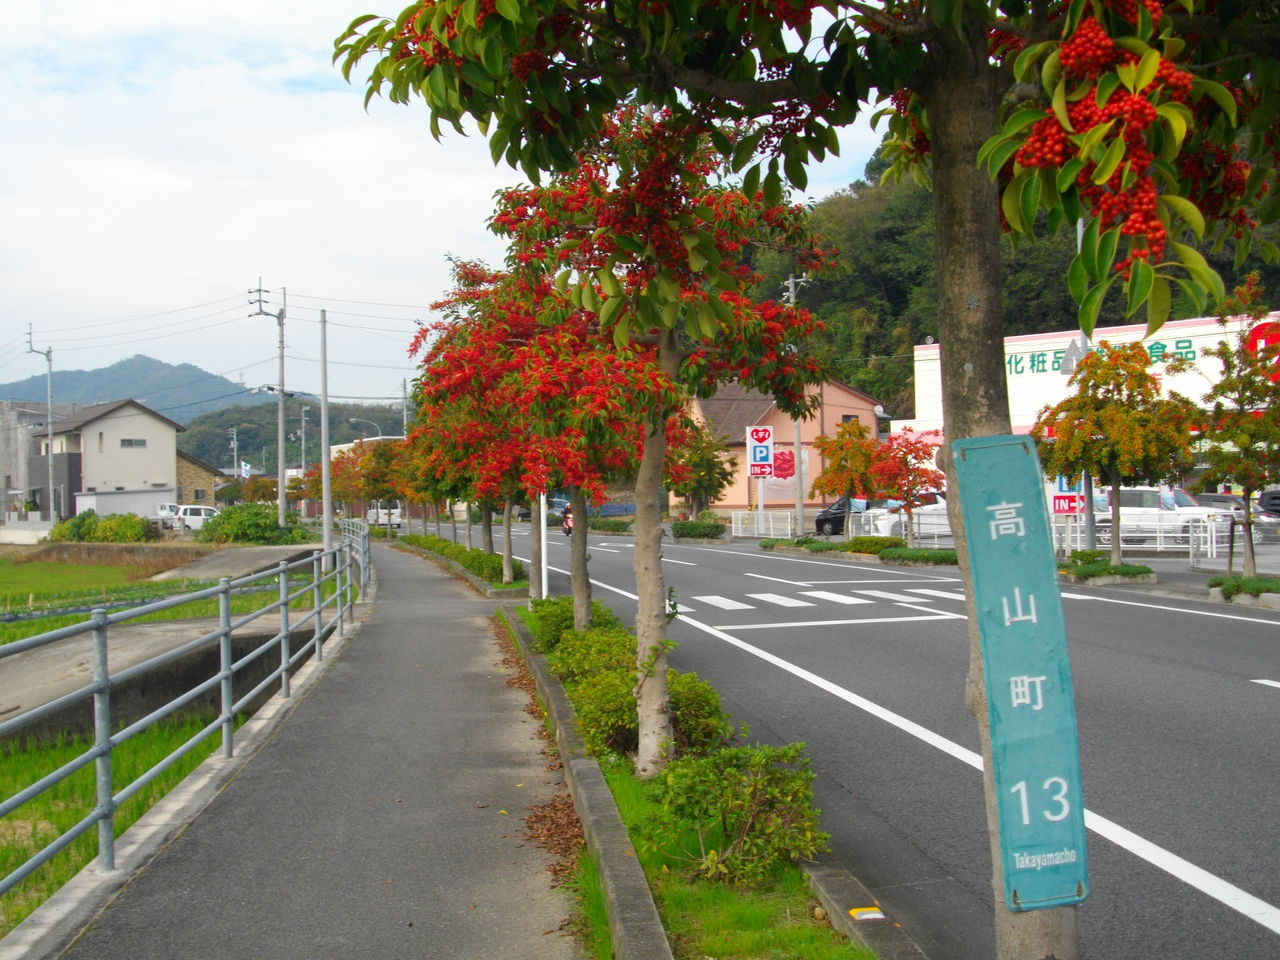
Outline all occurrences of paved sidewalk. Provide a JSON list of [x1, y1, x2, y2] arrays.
[[17, 544, 581, 960]]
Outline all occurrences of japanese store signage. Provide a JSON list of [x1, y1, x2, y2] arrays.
[[953, 436, 1089, 912], [747, 426, 774, 477]]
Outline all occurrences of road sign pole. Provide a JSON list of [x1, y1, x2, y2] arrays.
[[954, 436, 1090, 912]]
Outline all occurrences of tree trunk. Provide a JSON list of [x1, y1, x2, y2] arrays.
[[920, 25, 1083, 959], [633, 329, 678, 778], [502, 500, 514, 583], [528, 497, 543, 603], [569, 486, 593, 630], [481, 501, 495, 553]]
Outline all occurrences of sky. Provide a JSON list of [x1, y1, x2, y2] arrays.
[[0, 1, 882, 416]]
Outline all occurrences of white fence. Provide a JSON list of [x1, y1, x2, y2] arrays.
[[731, 510, 797, 539]]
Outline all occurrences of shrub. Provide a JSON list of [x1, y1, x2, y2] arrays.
[[49, 510, 100, 542], [547, 626, 636, 683], [401, 534, 526, 584], [877, 546, 958, 565], [1206, 574, 1280, 598], [671, 520, 724, 539], [695, 510, 720, 523], [668, 671, 735, 755], [527, 596, 621, 652], [198, 503, 314, 545], [642, 742, 829, 885], [586, 517, 633, 533], [92, 513, 156, 543]]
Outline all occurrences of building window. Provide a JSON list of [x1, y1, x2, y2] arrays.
[[194, 488, 208, 501], [841, 415, 860, 424], [120, 438, 147, 448]]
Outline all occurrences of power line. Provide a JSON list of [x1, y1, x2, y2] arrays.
[[35, 292, 246, 332]]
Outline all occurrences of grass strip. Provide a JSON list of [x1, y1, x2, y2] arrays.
[[597, 756, 874, 960], [0, 714, 231, 937]]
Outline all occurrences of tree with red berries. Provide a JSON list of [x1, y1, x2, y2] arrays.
[[809, 418, 879, 537], [336, 2, 1279, 953]]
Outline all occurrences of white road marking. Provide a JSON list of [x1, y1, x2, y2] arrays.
[[907, 588, 968, 601], [670, 610, 1280, 939], [798, 591, 876, 605], [722, 614, 962, 630], [1252, 679, 1280, 689], [692, 595, 756, 610], [746, 593, 815, 608], [661, 557, 697, 566], [853, 589, 935, 602], [1060, 592, 1280, 624], [744, 572, 814, 587]]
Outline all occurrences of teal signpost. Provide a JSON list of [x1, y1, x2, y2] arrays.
[[953, 435, 1089, 911]]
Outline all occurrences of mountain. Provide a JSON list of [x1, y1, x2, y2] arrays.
[[0, 355, 275, 424]]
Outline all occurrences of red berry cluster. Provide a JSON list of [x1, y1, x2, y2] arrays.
[[1103, 0, 1164, 24], [1058, 17, 1122, 79]]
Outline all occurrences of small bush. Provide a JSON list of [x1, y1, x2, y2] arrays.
[[198, 504, 314, 545], [668, 671, 735, 755], [642, 742, 829, 885], [877, 546, 958, 565], [586, 517, 633, 533], [1061, 559, 1152, 579], [1206, 574, 1280, 598], [402, 534, 526, 584], [695, 510, 721, 523], [49, 510, 100, 542], [1069, 549, 1108, 565], [671, 520, 725, 539], [527, 595, 621, 652], [92, 513, 156, 543], [547, 626, 636, 683]]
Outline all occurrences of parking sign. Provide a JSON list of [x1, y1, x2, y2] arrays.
[[747, 426, 774, 477]]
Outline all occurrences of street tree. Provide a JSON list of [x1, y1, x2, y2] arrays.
[[1031, 341, 1197, 564], [867, 428, 946, 546], [336, 2, 1280, 953], [810, 418, 879, 537], [1197, 276, 1280, 577], [667, 425, 738, 518]]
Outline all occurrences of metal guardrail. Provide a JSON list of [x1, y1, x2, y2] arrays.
[[731, 510, 796, 539], [0, 523, 370, 898]]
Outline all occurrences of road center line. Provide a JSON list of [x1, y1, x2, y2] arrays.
[[1060, 592, 1280, 625], [1252, 679, 1280, 689]]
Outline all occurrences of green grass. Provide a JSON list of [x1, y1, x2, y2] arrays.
[[599, 756, 874, 960], [1206, 574, 1280, 598], [564, 847, 611, 960], [1, 714, 231, 937]]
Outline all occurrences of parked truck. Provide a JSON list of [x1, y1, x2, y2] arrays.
[[366, 499, 403, 528]]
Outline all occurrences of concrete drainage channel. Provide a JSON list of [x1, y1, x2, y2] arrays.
[[499, 605, 930, 960]]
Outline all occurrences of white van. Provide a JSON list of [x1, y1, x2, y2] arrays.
[[367, 499, 403, 528], [174, 504, 220, 531]]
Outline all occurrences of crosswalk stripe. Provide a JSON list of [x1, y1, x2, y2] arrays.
[[798, 591, 876, 605], [852, 589, 936, 602], [906, 588, 967, 601], [692, 595, 755, 610], [746, 593, 816, 608]]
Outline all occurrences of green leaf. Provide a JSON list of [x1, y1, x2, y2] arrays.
[[1075, 118, 1116, 160], [555, 269, 571, 293], [1041, 49, 1062, 99], [1158, 194, 1205, 240], [763, 166, 784, 207], [1144, 275, 1172, 335], [1097, 226, 1121, 276], [1078, 276, 1115, 337], [1056, 156, 1086, 193], [612, 314, 631, 350], [1173, 241, 1226, 303], [1002, 174, 1027, 232], [1012, 41, 1050, 84], [1125, 258, 1155, 316], [599, 294, 623, 329], [984, 138, 1024, 179], [783, 153, 809, 191], [1051, 79, 1073, 132], [1192, 77, 1238, 124], [1079, 217, 1101, 281], [742, 163, 761, 198], [1095, 73, 1121, 108], [1171, 275, 1206, 315], [1093, 137, 1125, 185], [1068, 252, 1090, 304], [495, 0, 522, 21], [1001, 105, 1049, 139], [1156, 102, 1189, 148], [1135, 49, 1160, 92], [1020, 171, 1042, 230], [597, 268, 622, 298]]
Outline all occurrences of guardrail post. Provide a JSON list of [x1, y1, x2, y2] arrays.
[[335, 544, 348, 633], [218, 578, 234, 758], [278, 560, 291, 699], [91, 607, 116, 872], [312, 550, 324, 660]]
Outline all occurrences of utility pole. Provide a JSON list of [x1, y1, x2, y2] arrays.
[[783, 275, 807, 538], [250, 279, 287, 526], [26, 326, 56, 523], [320, 311, 334, 559]]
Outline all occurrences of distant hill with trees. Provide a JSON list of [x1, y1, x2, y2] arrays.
[[0, 355, 273, 423]]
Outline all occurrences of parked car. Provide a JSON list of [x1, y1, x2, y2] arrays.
[[1092, 486, 1229, 544], [156, 502, 181, 529], [814, 497, 866, 536], [1191, 492, 1280, 543], [867, 491, 950, 540], [366, 499, 403, 527], [1258, 489, 1280, 513], [174, 504, 220, 531], [517, 497, 568, 521]]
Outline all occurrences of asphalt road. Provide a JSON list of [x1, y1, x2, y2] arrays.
[[513, 528, 1280, 960]]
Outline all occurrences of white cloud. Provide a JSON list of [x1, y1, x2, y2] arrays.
[[0, 1, 877, 410]]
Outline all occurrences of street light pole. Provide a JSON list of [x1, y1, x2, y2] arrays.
[[349, 418, 383, 438]]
